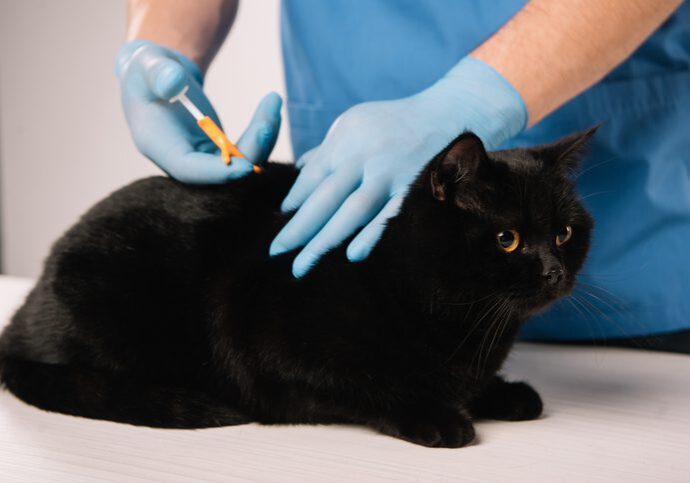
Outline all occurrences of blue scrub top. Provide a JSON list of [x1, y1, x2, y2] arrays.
[[280, 0, 690, 340]]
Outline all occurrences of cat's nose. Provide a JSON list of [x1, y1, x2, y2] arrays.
[[542, 266, 564, 286]]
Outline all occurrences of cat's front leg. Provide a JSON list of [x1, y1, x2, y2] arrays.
[[372, 405, 475, 448], [469, 375, 543, 421]]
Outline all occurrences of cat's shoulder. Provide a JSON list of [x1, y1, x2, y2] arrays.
[[85, 176, 230, 218], [105, 176, 204, 205], [105, 163, 297, 208]]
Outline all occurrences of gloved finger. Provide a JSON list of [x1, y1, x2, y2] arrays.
[[236, 92, 282, 164], [279, 150, 329, 212], [295, 146, 318, 169], [346, 194, 405, 262], [144, 56, 188, 100], [291, 186, 388, 278], [270, 166, 361, 256], [156, 139, 254, 184], [169, 152, 255, 183], [114, 41, 143, 79]]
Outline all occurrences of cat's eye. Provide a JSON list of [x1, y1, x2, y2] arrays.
[[497, 230, 520, 253], [556, 225, 573, 247]]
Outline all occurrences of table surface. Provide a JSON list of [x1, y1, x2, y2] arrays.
[[0, 276, 688, 482]]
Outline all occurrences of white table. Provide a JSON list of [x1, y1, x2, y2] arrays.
[[0, 276, 688, 482]]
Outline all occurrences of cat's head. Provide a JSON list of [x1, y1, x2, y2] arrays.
[[419, 129, 595, 317]]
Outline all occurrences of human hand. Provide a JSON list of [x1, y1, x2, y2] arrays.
[[115, 40, 281, 183], [270, 57, 527, 277]]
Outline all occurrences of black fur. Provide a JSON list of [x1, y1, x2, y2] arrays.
[[0, 131, 594, 447]]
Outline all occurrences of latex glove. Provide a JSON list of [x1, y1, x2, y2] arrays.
[[270, 57, 527, 278], [115, 40, 281, 183]]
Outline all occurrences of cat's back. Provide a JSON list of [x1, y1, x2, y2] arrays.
[[49, 161, 297, 293], [0, 163, 297, 364], [81, 162, 296, 225]]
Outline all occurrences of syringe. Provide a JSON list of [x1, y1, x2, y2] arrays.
[[170, 86, 261, 174]]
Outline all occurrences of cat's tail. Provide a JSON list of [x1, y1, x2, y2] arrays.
[[0, 357, 250, 428]]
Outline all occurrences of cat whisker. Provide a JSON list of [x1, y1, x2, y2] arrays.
[[479, 296, 514, 376], [576, 280, 625, 302], [575, 282, 639, 328], [568, 293, 608, 341], [473, 296, 513, 378], [572, 291, 640, 341], [565, 296, 599, 345], [575, 283, 631, 321], [441, 294, 505, 369], [435, 289, 503, 307], [473, 303, 502, 373], [579, 190, 614, 201], [574, 287, 646, 338], [579, 267, 645, 278], [574, 156, 616, 181]]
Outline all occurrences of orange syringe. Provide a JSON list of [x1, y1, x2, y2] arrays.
[[170, 86, 261, 174]]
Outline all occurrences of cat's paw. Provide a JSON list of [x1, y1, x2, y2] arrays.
[[471, 378, 543, 421], [377, 410, 476, 448]]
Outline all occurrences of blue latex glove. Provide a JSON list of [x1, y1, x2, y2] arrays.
[[115, 40, 282, 183], [270, 57, 527, 278]]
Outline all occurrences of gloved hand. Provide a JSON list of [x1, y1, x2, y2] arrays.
[[115, 40, 281, 183], [270, 57, 527, 278]]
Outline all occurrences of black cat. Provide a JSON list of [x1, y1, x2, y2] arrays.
[[0, 130, 594, 447]]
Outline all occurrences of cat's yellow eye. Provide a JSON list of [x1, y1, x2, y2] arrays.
[[556, 225, 573, 247], [497, 229, 520, 253]]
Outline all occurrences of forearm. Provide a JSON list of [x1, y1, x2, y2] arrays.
[[472, 0, 682, 126], [127, 0, 238, 74]]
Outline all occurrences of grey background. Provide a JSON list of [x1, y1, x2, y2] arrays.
[[0, 0, 290, 277]]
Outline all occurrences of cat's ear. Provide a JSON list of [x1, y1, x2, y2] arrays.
[[535, 126, 599, 176], [430, 132, 487, 201]]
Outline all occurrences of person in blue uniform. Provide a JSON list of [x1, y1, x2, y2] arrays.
[[116, 0, 690, 351]]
